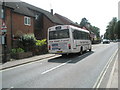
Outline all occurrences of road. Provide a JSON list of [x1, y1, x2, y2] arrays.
[[1, 42, 118, 88]]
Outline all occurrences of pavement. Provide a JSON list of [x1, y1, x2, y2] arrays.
[[0, 54, 57, 70], [0, 53, 118, 88]]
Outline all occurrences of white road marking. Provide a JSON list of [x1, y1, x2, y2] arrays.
[[0, 55, 60, 72], [93, 49, 118, 88], [41, 60, 72, 75], [106, 54, 118, 88], [6, 86, 14, 90], [0, 62, 43, 72], [10, 86, 14, 88]]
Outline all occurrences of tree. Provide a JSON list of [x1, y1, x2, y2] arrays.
[[117, 21, 120, 39], [91, 26, 100, 38], [80, 18, 89, 28], [80, 17, 100, 40], [104, 17, 117, 40], [114, 20, 120, 39]]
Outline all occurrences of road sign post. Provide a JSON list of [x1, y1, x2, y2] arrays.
[[1, 19, 7, 63]]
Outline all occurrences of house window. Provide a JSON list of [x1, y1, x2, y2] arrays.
[[24, 16, 31, 26]]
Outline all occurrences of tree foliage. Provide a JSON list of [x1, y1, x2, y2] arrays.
[[80, 18, 89, 28], [114, 20, 120, 39], [19, 34, 36, 52], [104, 17, 118, 40], [80, 17, 100, 39], [91, 26, 100, 38]]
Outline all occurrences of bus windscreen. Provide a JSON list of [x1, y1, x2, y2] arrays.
[[49, 29, 69, 40]]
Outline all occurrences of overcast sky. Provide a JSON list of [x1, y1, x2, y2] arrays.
[[20, 0, 119, 35]]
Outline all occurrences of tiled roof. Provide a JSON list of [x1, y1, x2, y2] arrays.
[[54, 13, 75, 24], [1, 1, 77, 25], [22, 2, 64, 24], [54, 13, 80, 27], [5, 2, 34, 17]]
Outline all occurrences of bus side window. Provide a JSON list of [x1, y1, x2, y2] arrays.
[[73, 30, 77, 39]]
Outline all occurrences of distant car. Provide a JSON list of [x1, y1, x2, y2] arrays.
[[103, 39, 110, 44]]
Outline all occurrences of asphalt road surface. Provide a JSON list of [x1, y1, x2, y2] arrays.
[[1, 42, 118, 88]]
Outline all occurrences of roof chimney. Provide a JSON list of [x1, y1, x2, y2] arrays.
[[51, 9, 53, 15]]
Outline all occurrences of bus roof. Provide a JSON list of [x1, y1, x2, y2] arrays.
[[48, 25, 89, 33]]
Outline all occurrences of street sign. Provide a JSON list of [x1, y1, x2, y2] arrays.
[[1, 30, 7, 32], [0, 35, 5, 44], [1, 21, 7, 32]]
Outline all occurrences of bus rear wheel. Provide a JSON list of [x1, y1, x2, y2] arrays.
[[79, 47, 83, 55], [89, 48, 92, 51]]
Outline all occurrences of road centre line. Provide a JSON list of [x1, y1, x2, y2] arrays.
[[38, 51, 93, 75], [41, 60, 72, 75], [93, 48, 118, 88]]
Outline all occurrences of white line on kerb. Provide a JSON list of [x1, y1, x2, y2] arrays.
[[41, 60, 72, 75], [93, 49, 118, 88], [106, 54, 118, 88], [0, 62, 43, 72], [6, 86, 14, 90], [1, 55, 60, 72]]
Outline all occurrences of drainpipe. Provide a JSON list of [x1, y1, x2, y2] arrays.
[[10, 9, 13, 49]]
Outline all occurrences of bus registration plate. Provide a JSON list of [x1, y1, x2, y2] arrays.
[[57, 51, 62, 53]]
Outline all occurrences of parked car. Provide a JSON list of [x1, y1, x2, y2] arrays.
[[102, 39, 110, 44]]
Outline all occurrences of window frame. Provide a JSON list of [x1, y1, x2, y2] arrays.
[[24, 16, 31, 26], [73, 29, 90, 40]]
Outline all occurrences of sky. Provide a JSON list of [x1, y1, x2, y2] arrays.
[[20, 0, 119, 35]]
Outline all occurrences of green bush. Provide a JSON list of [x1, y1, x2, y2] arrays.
[[16, 33, 47, 54], [11, 48, 16, 54], [19, 34, 36, 52], [36, 39, 47, 46], [11, 48, 25, 54], [34, 39, 47, 55]]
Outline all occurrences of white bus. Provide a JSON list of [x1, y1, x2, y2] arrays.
[[48, 25, 92, 56]]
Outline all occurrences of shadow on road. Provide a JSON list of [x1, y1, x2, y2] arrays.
[[48, 51, 94, 64]]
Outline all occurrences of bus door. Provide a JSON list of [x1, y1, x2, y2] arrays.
[[72, 29, 77, 51]]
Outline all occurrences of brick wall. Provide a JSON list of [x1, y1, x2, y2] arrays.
[[43, 16, 56, 39], [5, 8, 12, 49], [12, 13, 34, 36], [5, 8, 34, 49]]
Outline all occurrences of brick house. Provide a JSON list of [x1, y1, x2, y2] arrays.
[[23, 2, 63, 40], [0, 2, 35, 50], [0, 1, 64, 51], [1, 1, 84, 51]]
